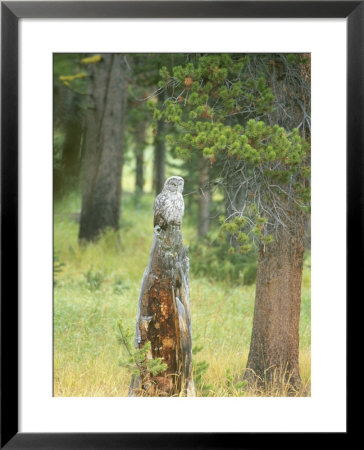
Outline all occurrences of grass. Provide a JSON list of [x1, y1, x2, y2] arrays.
[[54, 190, 311, 397]]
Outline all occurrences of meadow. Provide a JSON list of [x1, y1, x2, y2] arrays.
[[54, 184, 311, 397]]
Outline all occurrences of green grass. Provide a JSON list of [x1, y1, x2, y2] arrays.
[[54, 190, 311, 397]]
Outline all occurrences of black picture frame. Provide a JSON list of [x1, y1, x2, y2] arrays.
[[1, 1, 357, 448]]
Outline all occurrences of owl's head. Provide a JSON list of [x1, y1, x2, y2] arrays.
[[164, 176, 184, 194]]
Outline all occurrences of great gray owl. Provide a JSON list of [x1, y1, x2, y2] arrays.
[[153, 176, 185, 229]]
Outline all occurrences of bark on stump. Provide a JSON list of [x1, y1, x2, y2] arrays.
[[129, 224, 195, 397]]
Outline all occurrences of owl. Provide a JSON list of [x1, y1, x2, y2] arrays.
[[154, 176, 185, 229]]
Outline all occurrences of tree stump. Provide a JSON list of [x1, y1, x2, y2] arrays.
[[129, 178, 194, 397]]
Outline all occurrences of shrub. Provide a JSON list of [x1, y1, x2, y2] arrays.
[[243, 262, 257, 286], [190, 236, 257, 285]]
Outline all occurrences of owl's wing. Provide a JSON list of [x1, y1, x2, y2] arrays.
[[153, 193, 162, 214], [153, 193, 164, 227]]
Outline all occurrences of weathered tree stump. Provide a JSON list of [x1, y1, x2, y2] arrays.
[[129, 177, 195, 397]]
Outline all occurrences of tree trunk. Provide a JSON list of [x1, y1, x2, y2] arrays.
[[135, 120, 146, 193], [197, 156, 211, 237], [79, 54, 126, 242], [154, 96, 166, 195], [244, 226, 304, 393], [130, 224, 194, 397], [62, 90, 83, 190]]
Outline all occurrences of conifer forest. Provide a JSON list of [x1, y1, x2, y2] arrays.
[[53, 53, 311, 397]]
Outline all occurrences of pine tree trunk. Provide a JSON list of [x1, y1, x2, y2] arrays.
[[244, 226, 304, 393], [135, 120, 146, 193], [197, 156, 211, 237], [61, 92, 83, 190], [79, 54, 126, 242], [130, 224, 194, 397], [154, 95, 166, 195]]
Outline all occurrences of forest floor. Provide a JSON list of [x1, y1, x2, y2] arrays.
[[54, 191, 311, 397]]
